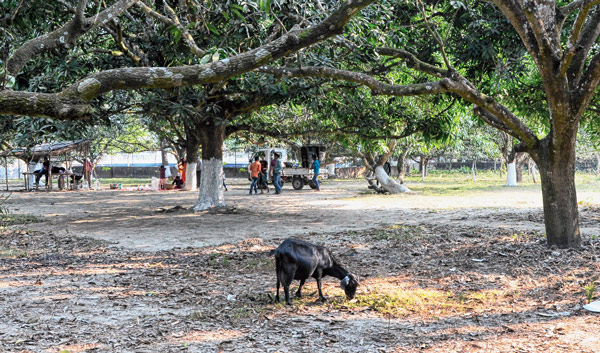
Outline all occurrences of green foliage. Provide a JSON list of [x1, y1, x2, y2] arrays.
[[0, 213, 40, 228], [584, 281, 597, 303]]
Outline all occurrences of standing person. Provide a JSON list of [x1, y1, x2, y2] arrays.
[[84, 158, 93, 188], [196, 158, 202, 188], [223, 169, 229, 191], [158, 165, 167, 190], [259, 154, 269, 194], [178, 157, 187, 184], [222, 170, 228, 191], [272, 153, 282, 194], [311, 154, 321, 191], [248, 156, 261, 195]]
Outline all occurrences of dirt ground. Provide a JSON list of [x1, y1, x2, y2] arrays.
[[2, 179, 600, 352]]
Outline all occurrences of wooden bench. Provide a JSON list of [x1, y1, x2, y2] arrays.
[[22, 172, 83, 191]]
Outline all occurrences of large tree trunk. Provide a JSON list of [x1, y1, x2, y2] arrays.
[[160, 140, 169, 167], [182, 124, 201, 191], [528, 160, 538, 183], [193, 124, 226, 211], [505, 163, 517, 186], [419, 156, 429, 181], [373, 165, 410, 193], [396, 148, 409, 184], [360, 141, 410, 194], [515, 153, 528, 183], [534, 139, 581, 248], [505, 147, 517, 186], [185, 161, 197, 191], [183, 145, 199, 191]]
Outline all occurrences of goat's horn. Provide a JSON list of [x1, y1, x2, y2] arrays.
[[340, 276, 350, 289]]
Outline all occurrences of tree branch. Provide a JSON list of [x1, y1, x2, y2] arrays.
[[473, 107, 520, 140], [74, 0, 89, 25], [376, 48, 449, 78], [559, 0, 600, 18], [258, 65, 540, 148], [377, 140, 397, 167], [566, 9, 600, 85], [136, 1, 206, 58], [573, 51, 600, 118], [559, 0, 600, 78], [7, 0, 141, 75], [257, 66, 448, 96]]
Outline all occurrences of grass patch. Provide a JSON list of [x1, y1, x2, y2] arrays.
[[244, 257, 272, 270], [207, 253, 232, 268], [0, 214, 41, 227], [399, 170, 600, 196], [329, 286, 508, 318], [0, 247, 28, 258], [99, 178, 154, 187]]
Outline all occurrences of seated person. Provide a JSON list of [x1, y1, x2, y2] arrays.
[[33, 159, 51, 186], [172, 175, 184, 189], [51, 165, 66, 174]]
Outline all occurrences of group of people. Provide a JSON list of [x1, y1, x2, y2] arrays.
[[33, 157, 90, 189], [157, 152, 323, 194], [248, 153, 321, 195], [158, 160, 188, 190], [248, 153, 274, 194]]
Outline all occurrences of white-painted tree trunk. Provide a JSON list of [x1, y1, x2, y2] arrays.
[[27, 162, 37, 188], [375, 165, 410, 193], [193, 158, 225, 211], [184, 161, 197, 191], [471, 159, 477, 182], [531, 164, 538, 183], [506, 162, 518, 186]]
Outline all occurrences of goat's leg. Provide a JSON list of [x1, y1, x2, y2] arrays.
[[316, 277, 326, 302], [283, 277, 293, 305], [275, 257, 281, 302], [295, 279, 306, 298], [281, 262, 296, 305], [276, 275, 281, 302]]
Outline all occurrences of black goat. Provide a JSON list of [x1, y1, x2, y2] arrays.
[[272, 238, 359, 305]]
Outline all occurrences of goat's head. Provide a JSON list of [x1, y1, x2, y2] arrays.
[[340, 274, 359, 299]]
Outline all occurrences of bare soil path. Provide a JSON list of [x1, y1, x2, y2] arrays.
[[7, 179, 600, 251]]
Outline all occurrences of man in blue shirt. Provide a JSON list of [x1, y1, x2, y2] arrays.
[[312, 154, 320, 191], [273, 153, 283, 194]]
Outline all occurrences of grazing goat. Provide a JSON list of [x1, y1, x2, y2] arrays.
[[272, 238, 359, 305]]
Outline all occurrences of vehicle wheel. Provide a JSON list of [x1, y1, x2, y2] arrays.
[[308, 180, 317, 189], [292, 178, 304, 190]]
